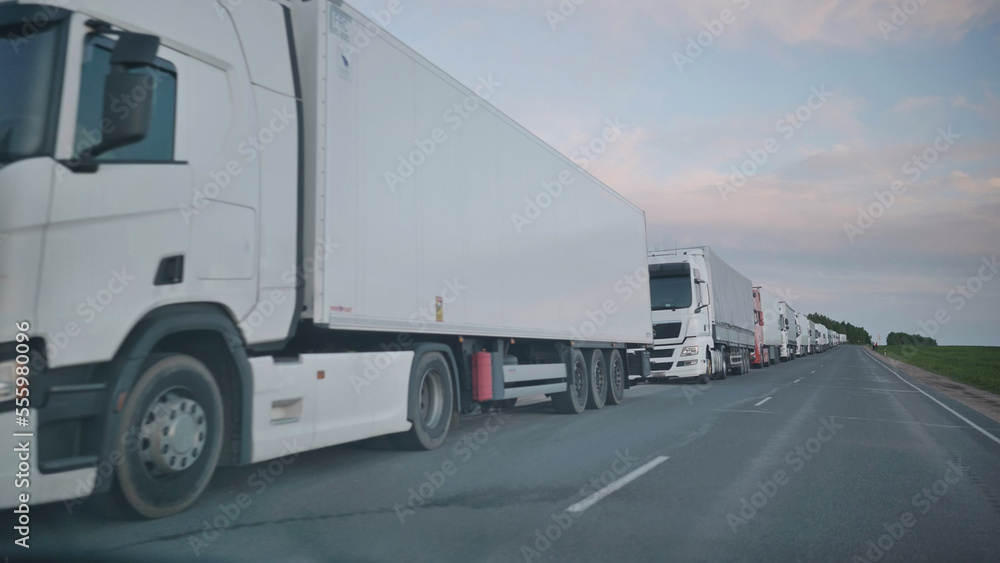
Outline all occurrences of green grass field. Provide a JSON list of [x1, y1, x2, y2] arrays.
[[875, 345, 1000, 395]]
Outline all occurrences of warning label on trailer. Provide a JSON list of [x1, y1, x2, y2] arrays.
[[329, 5, 352, 42]]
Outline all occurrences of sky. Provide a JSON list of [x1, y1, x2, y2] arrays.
[[347, 0, 1000, 346]]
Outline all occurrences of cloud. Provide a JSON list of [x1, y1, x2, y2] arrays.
[[892, 96, 941, 113], [952, 91, 1000, 120]]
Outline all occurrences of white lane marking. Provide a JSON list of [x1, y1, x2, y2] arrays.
[[811, 370, 816, 374], [566, 456, 669, 514], [754, 397, 772, 407], [867, 354, 1000, 448], [793, 378, 803, 383]]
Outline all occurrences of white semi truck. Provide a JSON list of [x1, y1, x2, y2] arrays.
[[795, 314, 809, 356], [0, 0, 653, 517], [642, 247, 754, 383], [777, 300, 797, 361], [815, 324, 829, 352], [758, 287, 781, 365]]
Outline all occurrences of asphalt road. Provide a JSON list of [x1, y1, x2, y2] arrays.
[[13, 345, 1000, 562]]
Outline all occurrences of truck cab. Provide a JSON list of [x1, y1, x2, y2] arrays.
[[646, 255, 717, 381], [795, 313, 808, 356], [750, 287, 767, 368], [778, 301, 796, 361]]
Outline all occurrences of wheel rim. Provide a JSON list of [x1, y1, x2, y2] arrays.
[[419, 368, 445, 429], [139, 388, 208, 478], [594, 360, 605, 397], [611, 358, 624, 395], [574, 360, 586, 402]]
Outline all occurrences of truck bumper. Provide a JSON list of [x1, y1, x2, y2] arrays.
[[647, 344, 706, 380], [1, 409, 97, 509]]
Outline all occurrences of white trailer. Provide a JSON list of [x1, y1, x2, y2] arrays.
[[759, 288, 782, 365], [0, 0, 652, 517], [795, 314, 809, 356], [815, 324, 829, 352], [641, 247, 754, 383]]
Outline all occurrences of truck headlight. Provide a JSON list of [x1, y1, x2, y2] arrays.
[[0, 360, 16, 402], [680, 346, 699, 357]]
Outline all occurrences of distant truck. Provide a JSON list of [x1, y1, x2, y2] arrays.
[[750, 287, 769, 368], [815, 324, 829, 352], [0, 0, 653, 517], [758, 287, 782, 365], [795, 314, 809, 356], [644, 247, 754, 383], [808, 320, 818, 353], [777, 301, 797, 361]]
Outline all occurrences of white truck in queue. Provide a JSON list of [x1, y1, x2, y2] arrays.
[[758, 287, 782, 365], [0, 0, 654, 517], [640, 247, 755, 383], [795, 314, 809, 356], [815, 324, 829, 352], [776, 300, 797, 361]]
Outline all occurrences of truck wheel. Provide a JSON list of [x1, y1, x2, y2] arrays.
[[585, 350, 607, 410], [112, 354, 223, 519], [553, 349, 588, 414], [391, 352, 453, 450], [604, 350, 625, 406]]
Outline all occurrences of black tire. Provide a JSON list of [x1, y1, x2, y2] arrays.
[[717, 349, 728, 380], [111, 354, 224, 519], [585, 350, 607, 410], [391, 352, 454, 450], [553, 349, 588, 414], [604, 350, 625, 406]]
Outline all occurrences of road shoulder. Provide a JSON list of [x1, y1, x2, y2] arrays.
[[862, 346, 1000, 424]]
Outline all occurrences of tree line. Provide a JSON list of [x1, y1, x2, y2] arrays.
[[806, 313, 872, 345], [885, 332, 937, 346]]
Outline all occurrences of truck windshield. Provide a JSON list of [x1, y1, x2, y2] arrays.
[[649, 265, 693, 311], [0, 6, 69, 165]]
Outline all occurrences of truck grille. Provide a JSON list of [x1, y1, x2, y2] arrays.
[[649, 348, 675, 358], [653, 322, 682, 339]]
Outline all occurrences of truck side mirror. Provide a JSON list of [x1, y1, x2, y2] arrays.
[[694, 303, 707, 313], [90, 32, 161, 158]]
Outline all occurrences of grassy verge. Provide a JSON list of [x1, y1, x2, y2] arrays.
[[874, 345, 1000, 395]]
